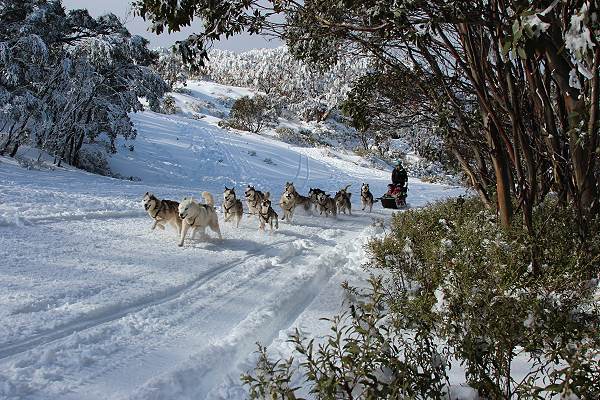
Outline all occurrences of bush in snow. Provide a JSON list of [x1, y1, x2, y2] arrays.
[[223, 95, 277, 133], [245, 197, 599, 398], [77, 148, 112, 176], [275, 127, 321, 147], [368, 197, 600, 399], [242, 278, 449, 399], [161, 95, 178, 115]]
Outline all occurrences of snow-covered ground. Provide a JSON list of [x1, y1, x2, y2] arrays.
[[0, 81, 465, 399]]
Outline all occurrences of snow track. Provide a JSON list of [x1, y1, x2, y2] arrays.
[[0, 238, 272, 361]]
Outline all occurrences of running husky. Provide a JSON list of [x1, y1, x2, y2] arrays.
[[361, 183, 374, 212], [142, 192, 182, 233], [259, 199, 279, 232], [308, 187, 326, 211], [178, 192, 222, 247], [279, 188, 296, 222], [244, 185, 270, 217], [223, 187, 244, 227], [285, 182, 312, 213], [334, 184, 352, 215], [316, 192, 337, 217]]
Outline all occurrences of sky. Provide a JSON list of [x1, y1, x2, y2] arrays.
[[61, 0, 282, 52]]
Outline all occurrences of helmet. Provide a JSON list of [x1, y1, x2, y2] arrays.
[[395, 159, 403, 167]]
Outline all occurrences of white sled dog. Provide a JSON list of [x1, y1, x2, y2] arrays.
[[178, 191, 222, 247], [361, 183, 374, 212], [223, 187, 244, 227], [334, 185, 352, 215], [316, 192, 337, 217], [244, 185, 270, 217], [259, 199, 279, 232], [142, 192, 182, 233]]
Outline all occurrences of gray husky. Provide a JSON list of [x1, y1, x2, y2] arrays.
[[244, 185, 270, 217], [178, 192, 222, 247], [308, 187, 326, 211], [142, 192, 182, 233], [361, 183, 374, 212], [279, 189, 296, 222], [259, 199, 279, 232], [284, 182, 311, 213], [316, 192, 337, 217], [223, 187, 244, 227], [334, 184, 352, 215]]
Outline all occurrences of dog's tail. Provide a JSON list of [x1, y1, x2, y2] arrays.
[[342, 184, 351, 192], [202, 191, 215, 207]]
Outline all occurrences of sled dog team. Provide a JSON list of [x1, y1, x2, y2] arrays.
[[142, 182, 376, 247]]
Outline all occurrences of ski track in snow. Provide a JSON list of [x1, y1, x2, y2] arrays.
[[0, 80, 467, 399]]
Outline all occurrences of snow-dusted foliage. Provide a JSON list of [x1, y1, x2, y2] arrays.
[[153, 47, 190, 89], [202, 47, 370, 122], [0, 0, 168, 166]]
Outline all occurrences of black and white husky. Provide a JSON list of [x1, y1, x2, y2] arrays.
[[361, 183, 374, 212], [223, 187, 244, 227], [259, 199, 279, 232], [142, 192, 182, 234], [244, 185, 270, 217], [316, 192, 337, 217], [334, 184, 352, 215]]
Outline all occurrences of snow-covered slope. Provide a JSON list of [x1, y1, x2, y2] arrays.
[[0, 81, 465, 399]]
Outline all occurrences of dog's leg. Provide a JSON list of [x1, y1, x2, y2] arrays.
[[236, 214, 241, 228], [151, 220, 158, 230], [178, 222, 190, 247], [209, 220, 222, 240], [175, 218, 182, 234]]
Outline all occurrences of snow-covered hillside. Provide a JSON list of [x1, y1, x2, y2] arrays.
[[0, 81, 465, 399]]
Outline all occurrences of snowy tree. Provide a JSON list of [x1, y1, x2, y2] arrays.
[[202, 47, 370, 123], [0, 0, 168, 166]]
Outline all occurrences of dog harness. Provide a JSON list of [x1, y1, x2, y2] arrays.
[[260, 209, 275, 223], [223, 195, 238, 213]]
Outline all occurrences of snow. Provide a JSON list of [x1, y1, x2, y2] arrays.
[[0, 81, 466, 399]]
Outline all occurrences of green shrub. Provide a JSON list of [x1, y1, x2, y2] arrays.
[[368, 197, 600, 398], [225, 95, 277, 133], [242, 198, 599, 399], [161, 95, 178, 114], [242, 278, 450, 400], [275, 127, 322, 146]]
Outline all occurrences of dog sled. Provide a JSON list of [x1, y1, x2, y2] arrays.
[[379, 184, 408, 209]]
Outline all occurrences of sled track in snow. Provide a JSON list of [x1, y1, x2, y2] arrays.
[[4, 210, 147, 226], [0, 247, 271, 361]]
